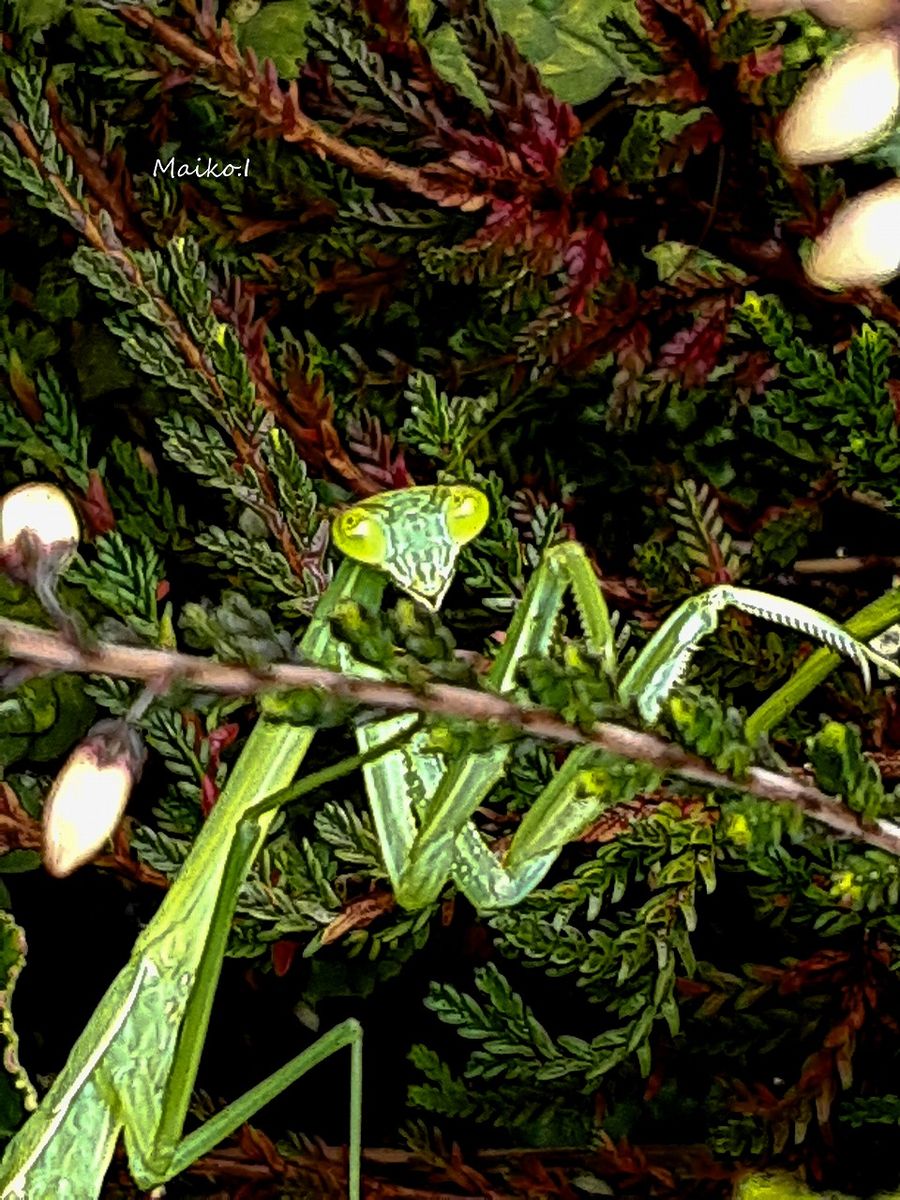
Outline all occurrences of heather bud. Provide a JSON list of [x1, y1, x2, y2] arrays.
[[744, 0, 808, 18], [745, 0, 900, 29], [42, 721, 146, 878], [0, 483, 79, 561], [805, 177, 900, 287], [777, 35, 900, 165], [806, 0, 900, 28]]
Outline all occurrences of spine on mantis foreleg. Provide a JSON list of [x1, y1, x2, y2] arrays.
[[745, 587, 900, 741], [621, 585, 900, 726]]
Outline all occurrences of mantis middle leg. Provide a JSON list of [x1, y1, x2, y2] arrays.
[[118, 728, 421, 1194], [120, 782, 364, 1194]]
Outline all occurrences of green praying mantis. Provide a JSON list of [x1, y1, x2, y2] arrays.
[[2, 483, 899, 1200]]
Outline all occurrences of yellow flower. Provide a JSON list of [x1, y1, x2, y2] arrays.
[[830, 870, 863, 903], [726, 813, 751, 847]]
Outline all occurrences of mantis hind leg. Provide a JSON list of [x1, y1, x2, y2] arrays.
[[124, 811, 367, 1195], [157, 1018, 363, 1198], [121, 748, 386, 1198]]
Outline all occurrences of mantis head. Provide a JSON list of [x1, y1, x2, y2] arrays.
[[332, 485, 489, 610]]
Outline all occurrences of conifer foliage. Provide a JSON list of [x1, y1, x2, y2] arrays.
[[4, 0, 900, 1196]]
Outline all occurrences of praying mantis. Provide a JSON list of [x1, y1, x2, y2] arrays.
[[2, 483, 898, 1199]]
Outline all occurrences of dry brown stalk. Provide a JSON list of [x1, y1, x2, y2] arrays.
[[3, 614, 900, 858]]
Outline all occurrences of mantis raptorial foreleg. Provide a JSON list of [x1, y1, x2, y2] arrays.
[[355, 542, 624, 910], [745, 587, 900, 740], [353, 546, 900, 911]]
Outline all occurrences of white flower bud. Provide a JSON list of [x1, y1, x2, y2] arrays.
[[806, 0, 900, 28], [42, 721, 145, 878], [805, 178, 900, 287], [0, 484, 79, 560], [777, 35, 900, 165], [744, 0, 807, 18], [745, 0, 900, 29]]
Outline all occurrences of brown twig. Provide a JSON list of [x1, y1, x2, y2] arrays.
[[793, 556, 900, 576], [3, 615, 900, 857], [44, 83, 144, 248], [0, 92, 341, 565], [722, 232, 900, 328], [51, 82, 379, 496], [186, 1137, 733, 1197], [321, 887, 396, 944], [46, 58, 377, 498], [117, 5, 482, 211], [0, 782, 41, 853]]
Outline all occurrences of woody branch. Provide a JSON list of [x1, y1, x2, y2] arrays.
[[2, 614, 900, 857]]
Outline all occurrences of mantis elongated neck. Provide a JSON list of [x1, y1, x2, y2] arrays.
[[136, 559, 386, 953], [297, 559, 388, 662]]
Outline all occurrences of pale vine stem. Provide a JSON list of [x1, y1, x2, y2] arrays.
[[3, 615, 900, 857], [793, 556, 900, 576]]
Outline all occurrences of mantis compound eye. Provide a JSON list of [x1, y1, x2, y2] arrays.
[[445, 487, 489, 545], [332, 508, 387, 564]]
